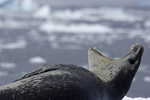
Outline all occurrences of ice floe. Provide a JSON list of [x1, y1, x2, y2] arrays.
[[97, 7, 141, 22], [144, 76, 150, 82], [29, 57, 46, 64], [0, 39, 27, 50], [53, 7, 141, 22], [0, 6, 149, 45], [32, 5, 51, 18], [51, 42, 59, 49], [0, 71, 8, 77], [144, 20, 150, 27], [60, 45, 83, 50], [123, 96, 150, 100], [139, 64, 150, 74], [21, 0, 39, 12], [0, 0, 8, 4], [0, 0, 38, 12], [40, 23, 112, 33], [0, 62, 16, 68]]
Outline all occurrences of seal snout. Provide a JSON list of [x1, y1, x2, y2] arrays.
[[130, 43, 144, 54], [126, 43, 144, 65]]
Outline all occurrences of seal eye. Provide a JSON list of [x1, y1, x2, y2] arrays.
[[128, 58, 136, 64]]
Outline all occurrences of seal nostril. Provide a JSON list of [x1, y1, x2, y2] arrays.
[[128, 58, 136, 64]]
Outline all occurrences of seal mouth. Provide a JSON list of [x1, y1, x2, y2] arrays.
[[123, 43, 144, 59], [89, 43, 144, 60]]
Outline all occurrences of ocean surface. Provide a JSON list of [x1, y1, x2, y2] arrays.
[[0, 0, 150, 100]]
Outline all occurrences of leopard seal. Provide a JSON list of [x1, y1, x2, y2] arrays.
[[0, 43, 144, 100]]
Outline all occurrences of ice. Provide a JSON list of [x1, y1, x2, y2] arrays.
[[53, 7, 141, 22], [29, 57, 46, 64], [123, 96, 150, 100], [40, 23, 112, 33], [0, 19, 19, 28], [0, 0, 38, 12], [0, 0, 9, 4], [144, 76, 150, 82], [53, 9, 82, 21], [0, 40, 27, 50], [51, 42, 59, 49], [0, 62, 16, 68], [0, 71, 8, 77], [128, 30, 150, 43], [144, 34, 150, 43], [98, 7, 141, 22], [144, 20, 150, 27], [32, 5, 51, 18], [139, 64, 150, 74], [60, 45, 83, 50], [21, 0, 39, 12]]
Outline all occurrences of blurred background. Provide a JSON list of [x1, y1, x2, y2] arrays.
[[0, 0, 150, 98]]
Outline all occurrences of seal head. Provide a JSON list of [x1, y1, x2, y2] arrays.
[[88, 43, 144, 100]]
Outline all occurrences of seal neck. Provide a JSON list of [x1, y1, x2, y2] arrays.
[[105, 69, 135, 100]]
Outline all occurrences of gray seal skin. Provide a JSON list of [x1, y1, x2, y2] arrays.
[[0, 43, 144, 100]]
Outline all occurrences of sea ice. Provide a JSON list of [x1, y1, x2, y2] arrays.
[[144, 76, 150, 82], [0, 62, 16, 68], [0, 71, 8, 77], [123, 96, 150, 100], [29, 57, 46, 64], [40, 23, 112, 33], [0, 40, 27, 50], [32, 5, 51, 18]]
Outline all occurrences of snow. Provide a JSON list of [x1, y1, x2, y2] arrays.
[[29, 57, 46, 64]]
